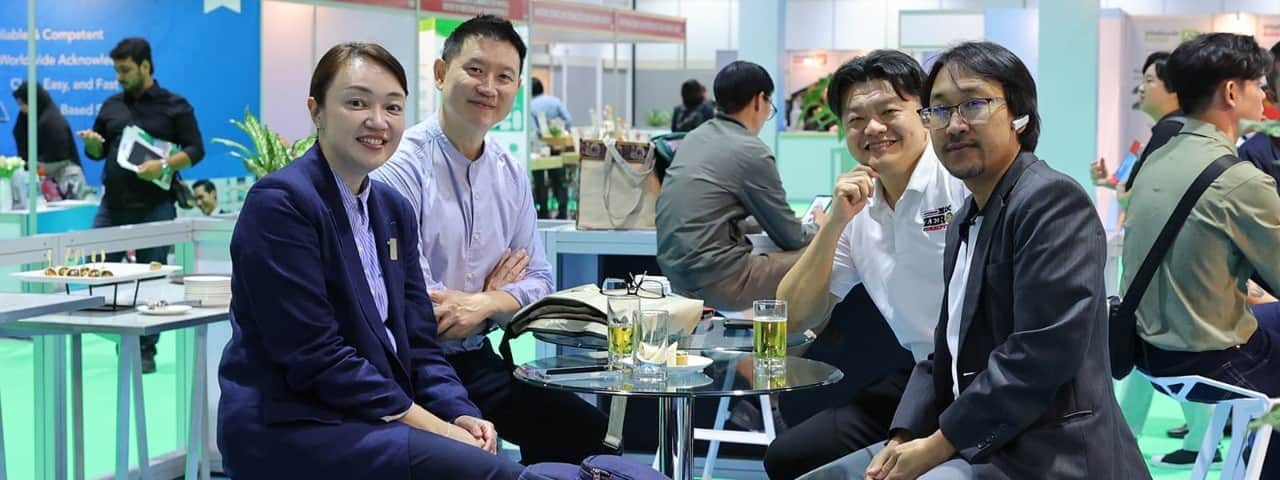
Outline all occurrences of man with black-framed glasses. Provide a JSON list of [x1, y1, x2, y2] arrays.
[[657, 60, 822, 311], [801, 41, 1146, 480]]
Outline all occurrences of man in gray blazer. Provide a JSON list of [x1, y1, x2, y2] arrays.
[[801, 42, 1148, 480]]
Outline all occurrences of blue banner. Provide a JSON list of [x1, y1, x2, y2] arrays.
[[0, 0, 261, 185]]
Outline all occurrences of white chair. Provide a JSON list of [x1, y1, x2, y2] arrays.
[[650, 375, 778, 480], [695, 381, 778, 479], [693, 307, 778, 480], [1142, 373, 1277, 480], [646, 303, 779, 479]]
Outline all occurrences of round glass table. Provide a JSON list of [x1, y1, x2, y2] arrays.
[[514, 351, 843, 480], [532, 318, 816, 352]]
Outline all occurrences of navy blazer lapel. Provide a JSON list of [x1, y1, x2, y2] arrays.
[[308, 147, 400, 360], [367, 189, 412, 372], [954, 152, 1035, 358]]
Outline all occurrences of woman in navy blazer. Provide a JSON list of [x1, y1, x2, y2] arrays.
[[217, 43, 525, 479]]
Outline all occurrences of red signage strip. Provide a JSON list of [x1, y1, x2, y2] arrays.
[[531, 0, 614, 32], [332, 0, 415, 9], [614, 10, 685, 41], [419, 0, 528, 21]]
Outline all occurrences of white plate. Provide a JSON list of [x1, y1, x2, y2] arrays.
[[668, 354, 713, 375], [137, 304, 192, 316], [616, 354, 713, 375], [184, 275, 231, 284]]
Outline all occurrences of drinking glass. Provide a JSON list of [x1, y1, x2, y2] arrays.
[[606, 295, 640, 370], [753, 300, 788, 371], [633, 309, 671, 382]]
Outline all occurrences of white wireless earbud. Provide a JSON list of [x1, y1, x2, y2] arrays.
[[1012, 115, 1029, 131]]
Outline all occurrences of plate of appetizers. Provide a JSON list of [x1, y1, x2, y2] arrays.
[[12, 249, 182, 286]]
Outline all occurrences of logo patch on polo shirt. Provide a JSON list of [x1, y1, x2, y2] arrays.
[[922, 205, 953, 232]]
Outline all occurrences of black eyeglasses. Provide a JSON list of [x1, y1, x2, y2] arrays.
[[917, 97, 1007, 130], [600, 273, 665, 299]]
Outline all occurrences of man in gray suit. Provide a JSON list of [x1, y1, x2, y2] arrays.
[[802, 42, 1148, 480]]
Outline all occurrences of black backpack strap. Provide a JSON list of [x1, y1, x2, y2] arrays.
[[498, 329, 518, 370], [1120, 154, 1242, 316]]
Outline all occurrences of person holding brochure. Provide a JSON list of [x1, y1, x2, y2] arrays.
[[79, 37, 205, 373]]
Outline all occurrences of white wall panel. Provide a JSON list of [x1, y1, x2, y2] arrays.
[[786, 0, 836, 50], [261, 1, 316, 145], [315, 5, 418, 124], [833, 0, 891, 49]]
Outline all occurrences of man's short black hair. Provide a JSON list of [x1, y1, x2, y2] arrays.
[[110, 37, 153, 74], [826, 50, 926, 120], [1166, 33, 1271, 115], [713, 61, 774, 115], [1142, 51, 1172, 85], [531, 77, 544, 97], [923, 41, 1040, 152], [442, 15, 527, 72], [193, 179, 215, 193]]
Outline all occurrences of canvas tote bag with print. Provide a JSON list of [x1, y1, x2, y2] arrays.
[[576, 138, 659, 230]]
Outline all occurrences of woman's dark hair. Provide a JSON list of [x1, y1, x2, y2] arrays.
[[110, 37, 154, 73], [12, 81, 55, 114], [442, 14, 527, 72], [309, 42, 408, 106], [713, 61, 774, 114], [826, 50, 926, 119], [1166, 33, 1271, 115], [680, 79, 704, 107], [923, 41, 1041, 152], [531, 77, 544, 96], [1142, 51, 1172, 84]]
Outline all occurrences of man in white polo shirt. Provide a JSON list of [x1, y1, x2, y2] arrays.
[[762, 50, 968, 480]]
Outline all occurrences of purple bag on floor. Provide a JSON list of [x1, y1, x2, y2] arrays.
[[518, 455, 670, 480]]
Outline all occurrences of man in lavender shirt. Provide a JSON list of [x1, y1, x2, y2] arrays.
[[371, 15, 610, 465]]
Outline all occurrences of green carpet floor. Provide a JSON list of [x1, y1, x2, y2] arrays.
[[0, 336, 1230, 479]]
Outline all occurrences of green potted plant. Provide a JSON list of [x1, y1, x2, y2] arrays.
[[212, 107, 316, 179], [647, 110, 671, 128], [800, 74, 839, 132]]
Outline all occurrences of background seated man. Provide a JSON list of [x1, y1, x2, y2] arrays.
[[657, 60, 824, 311], [1123, 32, 1280, 477]]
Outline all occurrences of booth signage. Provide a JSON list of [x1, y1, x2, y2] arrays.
[[532, 1, 615, 31], [420, 0, 528, 20], [614, 11, 685, 41]]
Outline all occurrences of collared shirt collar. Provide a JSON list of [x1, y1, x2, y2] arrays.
[[426, 114, 489, 171], [332, 169, 372, 221], [867, 140, 941, 215], [1181, 117, 1236, 152], [125, 80, 162, 102], [713, 112, 749, 131]]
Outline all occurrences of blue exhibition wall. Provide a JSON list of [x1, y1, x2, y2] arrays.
[[0, 0, 261, 185]]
